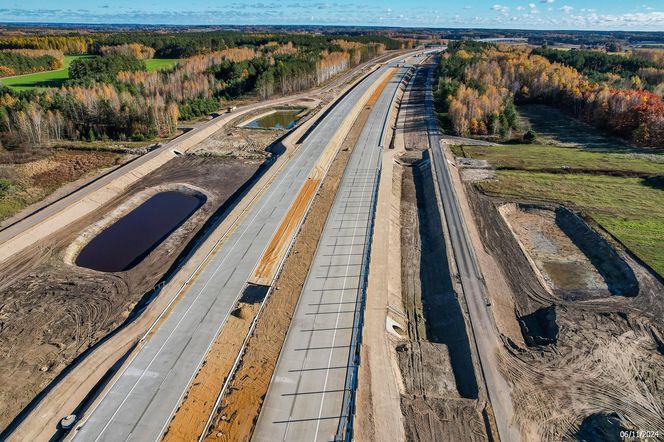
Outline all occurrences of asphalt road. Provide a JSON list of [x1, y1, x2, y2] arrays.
[[70, 64, 396, 442], [252, 65, 408, 442], [422, 63, 521, 442]]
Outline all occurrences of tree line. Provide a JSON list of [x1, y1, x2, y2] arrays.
[[0, 38, 391, 147], [0, 49, 64, 77], [435, 42, 664, 147], [532, 47, 664, 94]]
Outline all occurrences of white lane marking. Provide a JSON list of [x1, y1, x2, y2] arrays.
[[88, 104, 324, 442], [312, 81, 388, 441]]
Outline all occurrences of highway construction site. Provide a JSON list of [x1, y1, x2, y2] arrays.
[[462, 161, 664, 441], [1, 49, 663, 442]]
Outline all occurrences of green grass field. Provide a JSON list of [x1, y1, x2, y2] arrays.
[[1, 55, 95, 90], [144, 58, 181, 71], [462, 143, 664, 276], [463, 144, 664, 174], [1, 56, 181, 91]]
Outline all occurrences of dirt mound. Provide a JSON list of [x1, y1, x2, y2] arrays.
[[518, 305, 559, 347], [575, 412, 635, 442]]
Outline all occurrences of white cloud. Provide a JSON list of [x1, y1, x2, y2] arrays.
[[491, 4, 510, 15], [540, 0, 554, 3], [516, 6, 525, 11], [560, 5, 573, 13]]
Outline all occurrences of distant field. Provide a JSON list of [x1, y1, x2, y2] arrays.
[[463, 144, 664, 174], [1, 56, 181, 91], [463, 141, 664, 277], [1, 55, 95, 90], [144, 58, 181, 71]]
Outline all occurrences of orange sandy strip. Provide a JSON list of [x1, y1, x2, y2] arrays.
[[367, 68, 396, 106], [249, 68, 397, 287], [162, 302, 259, 442], [249, 178, 320, 286]]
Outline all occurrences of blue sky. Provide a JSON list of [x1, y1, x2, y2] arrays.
[[0, 0, 662, 30]]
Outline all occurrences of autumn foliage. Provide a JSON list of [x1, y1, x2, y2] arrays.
[[0, 38, 390, 147], [438, 43, 664, 147], [99, 43, 155, 60]]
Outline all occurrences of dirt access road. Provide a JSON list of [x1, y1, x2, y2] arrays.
[[422, 63, 520, 441], [0, 49, 408, 266], [3, 51, 413, 441]]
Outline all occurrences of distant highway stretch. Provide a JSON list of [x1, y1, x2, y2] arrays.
[[423, 62, 521, 442], [70, 56, 411, 442], [253, 65, 407, 442]]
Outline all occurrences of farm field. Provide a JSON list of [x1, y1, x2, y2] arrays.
[[1, 56, 180, 90]]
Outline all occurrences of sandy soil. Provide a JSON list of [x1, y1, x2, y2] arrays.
[[466, 190, 664, 440], [190, 104, 315, 160], [391, 66, 491, 441], [0, 155, 261, 433]]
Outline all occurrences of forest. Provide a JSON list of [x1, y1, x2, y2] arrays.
[[435, 42, 664, 147], [0, 31, 406, 147], [532, 47, 664, 93], [0, 49, 64, 77]]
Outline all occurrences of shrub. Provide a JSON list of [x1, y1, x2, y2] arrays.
[[522, 129, 537, 143]]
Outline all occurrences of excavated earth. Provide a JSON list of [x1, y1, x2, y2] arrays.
[[395, 66, 493, 442], [464, 182, 664, 440], [0, 152, 265, 433]]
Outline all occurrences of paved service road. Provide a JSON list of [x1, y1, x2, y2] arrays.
[[71, 64, 397, 442], [422, 62, 521, 442], [253, 65, 408, 442]]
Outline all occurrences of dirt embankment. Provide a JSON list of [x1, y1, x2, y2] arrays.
[[0, 155, 261, 433], [394, 66, 491, 442], [465, 188, 664, 440]]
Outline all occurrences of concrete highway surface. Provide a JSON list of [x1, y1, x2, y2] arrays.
[[422, 63, 521, 442], [70, 63, 398, 442], [252, 65, 408, 442], [0, 50, 402, 256]]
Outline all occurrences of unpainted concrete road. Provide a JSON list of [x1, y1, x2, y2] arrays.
[[70, 64, 396, 442], [252, 64, 408, 442]]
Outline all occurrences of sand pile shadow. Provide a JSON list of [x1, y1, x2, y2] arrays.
[[575, 412, 633, 442]]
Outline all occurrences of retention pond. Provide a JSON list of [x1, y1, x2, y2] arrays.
[[244, 109, 303, 130], [76, 191, 205, 272]]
